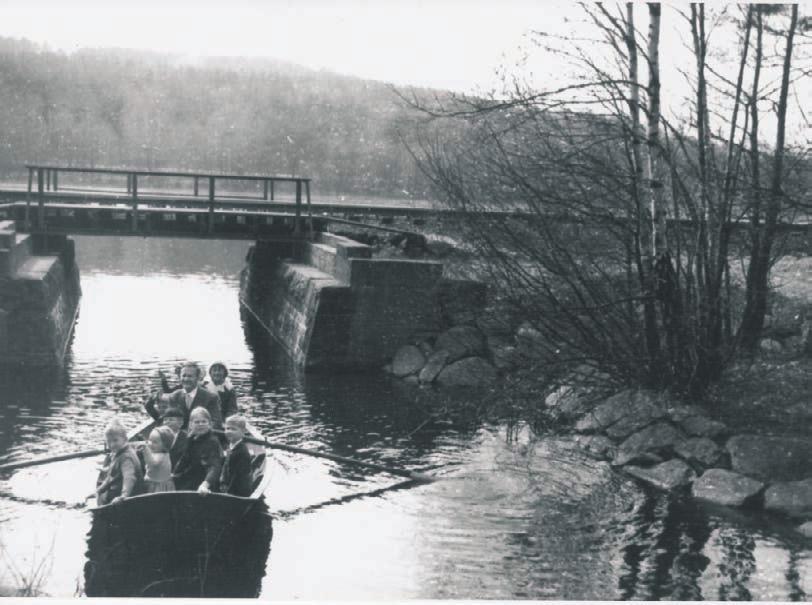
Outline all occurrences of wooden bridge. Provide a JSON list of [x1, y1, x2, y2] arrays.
[[1, 164, 807, 240], [0, 164, 460, 240], [0, 164, 329, 239]]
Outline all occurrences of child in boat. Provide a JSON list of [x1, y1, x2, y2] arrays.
[[172, 407, 223, 494], [140, 426, 175, 493], [160, 407, 188, 470], [203, 362, 238, 421], [95, 420, 144, 506], [219, 414, 254, 498]]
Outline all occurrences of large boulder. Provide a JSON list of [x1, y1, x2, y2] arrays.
[[759, 338, 783, 354], [675, 437, 725, 468], [666, 404, 707, 423], [418, 350, 450, 384], [417, 340, 434, 358], [797, 521, 812, 538], [436, 357, 497, 387], [547, 385, 591, 419], [391, 345, 426, 377], [574, 434, 617, 461], [515, 321, 546, 358], [613, 421, 684, 466], [679, 416, 728, 439], [624, 459, 696, 491], [726, 435, 812, 482], [763, 478, 812, 519], [691, 469, 764, 507], [490, 344, 520, 371], [575, 390, 666, 435], [434, 325, 487, 363]]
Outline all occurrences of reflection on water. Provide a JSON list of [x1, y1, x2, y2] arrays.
[[0, 235, 809, 599]]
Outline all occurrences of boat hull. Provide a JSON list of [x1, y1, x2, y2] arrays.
[[85, 491, 272, 597], [84, 418, 274, 597]]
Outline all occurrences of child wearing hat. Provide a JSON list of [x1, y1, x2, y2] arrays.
[[204, 362, 238, 421]]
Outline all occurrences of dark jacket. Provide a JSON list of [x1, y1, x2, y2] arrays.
[[172, 430, 223, 491], [169, 429, 188, 470], [219, 440, 253, 497], [96, 445, 144, 504], [144, 394, 165, 422], [218, 388, 238, 421], [165, 387, 224, 430]]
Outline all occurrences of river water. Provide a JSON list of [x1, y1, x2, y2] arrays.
[[0, 236, 809, 599]]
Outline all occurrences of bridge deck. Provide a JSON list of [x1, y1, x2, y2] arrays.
[[0, 199, 326, 240]]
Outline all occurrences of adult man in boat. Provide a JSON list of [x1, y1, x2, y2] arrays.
[[164, 362, 224, 430]]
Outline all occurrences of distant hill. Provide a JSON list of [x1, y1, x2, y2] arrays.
[[0, 36, 443, 199]]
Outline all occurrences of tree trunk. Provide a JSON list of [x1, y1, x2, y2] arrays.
[[740, 5, 796, 351], [647, 2, 680, 377], [647, 3, 666, 259], [626, 2, 662, 384], [690, 3, 723, 387]]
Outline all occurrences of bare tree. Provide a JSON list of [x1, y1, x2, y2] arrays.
[[402, 2, 806, 397], [739, 3, 800, 350]]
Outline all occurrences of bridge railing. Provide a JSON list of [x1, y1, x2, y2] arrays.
[[23, 164, 313, 235]]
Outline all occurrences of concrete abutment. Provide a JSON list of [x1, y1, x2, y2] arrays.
[[0, 220, 81, 367], [240, 232, 445, 369]]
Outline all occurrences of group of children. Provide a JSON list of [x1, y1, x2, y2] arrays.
[[95, 362, 255, 506]]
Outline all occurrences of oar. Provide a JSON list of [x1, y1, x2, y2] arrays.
[[0, 448, 107, 473], [224, 432, 436, 483]]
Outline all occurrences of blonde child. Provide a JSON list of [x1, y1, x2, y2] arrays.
[[219, 415, 253, 497], [96, 420, 143, 506], [140, 426, 176, 493]]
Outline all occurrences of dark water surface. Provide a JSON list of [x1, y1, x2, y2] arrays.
[[0, 236, 809, 599]]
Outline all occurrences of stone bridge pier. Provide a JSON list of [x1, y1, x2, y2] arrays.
[[0, 220, 81, 367], [240, 232, 444, 369]]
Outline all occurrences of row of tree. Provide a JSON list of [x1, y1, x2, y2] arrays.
[[407, 3, 808, 396], [0, 37, 433, 198]]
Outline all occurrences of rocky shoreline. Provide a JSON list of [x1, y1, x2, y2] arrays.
[[547, 387, 812, 538], [383, 314, 811, 538], [372, 248, 811, 538]]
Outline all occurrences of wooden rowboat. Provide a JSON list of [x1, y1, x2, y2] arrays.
[[84, 417, 273, 598]]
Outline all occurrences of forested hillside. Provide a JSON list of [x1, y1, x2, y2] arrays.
[[0, 37, 436, 198]]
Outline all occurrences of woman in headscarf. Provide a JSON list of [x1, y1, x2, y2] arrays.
[[203, 361, 238, 420]]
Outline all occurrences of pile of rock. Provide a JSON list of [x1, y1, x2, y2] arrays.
[[570, 389, 812, 537], [383, 278, 539, 387], [385, 325, 499, 387]]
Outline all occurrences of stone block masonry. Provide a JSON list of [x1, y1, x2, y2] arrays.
[[240, 232, 443, 369], [0, 221, 81, 367]]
